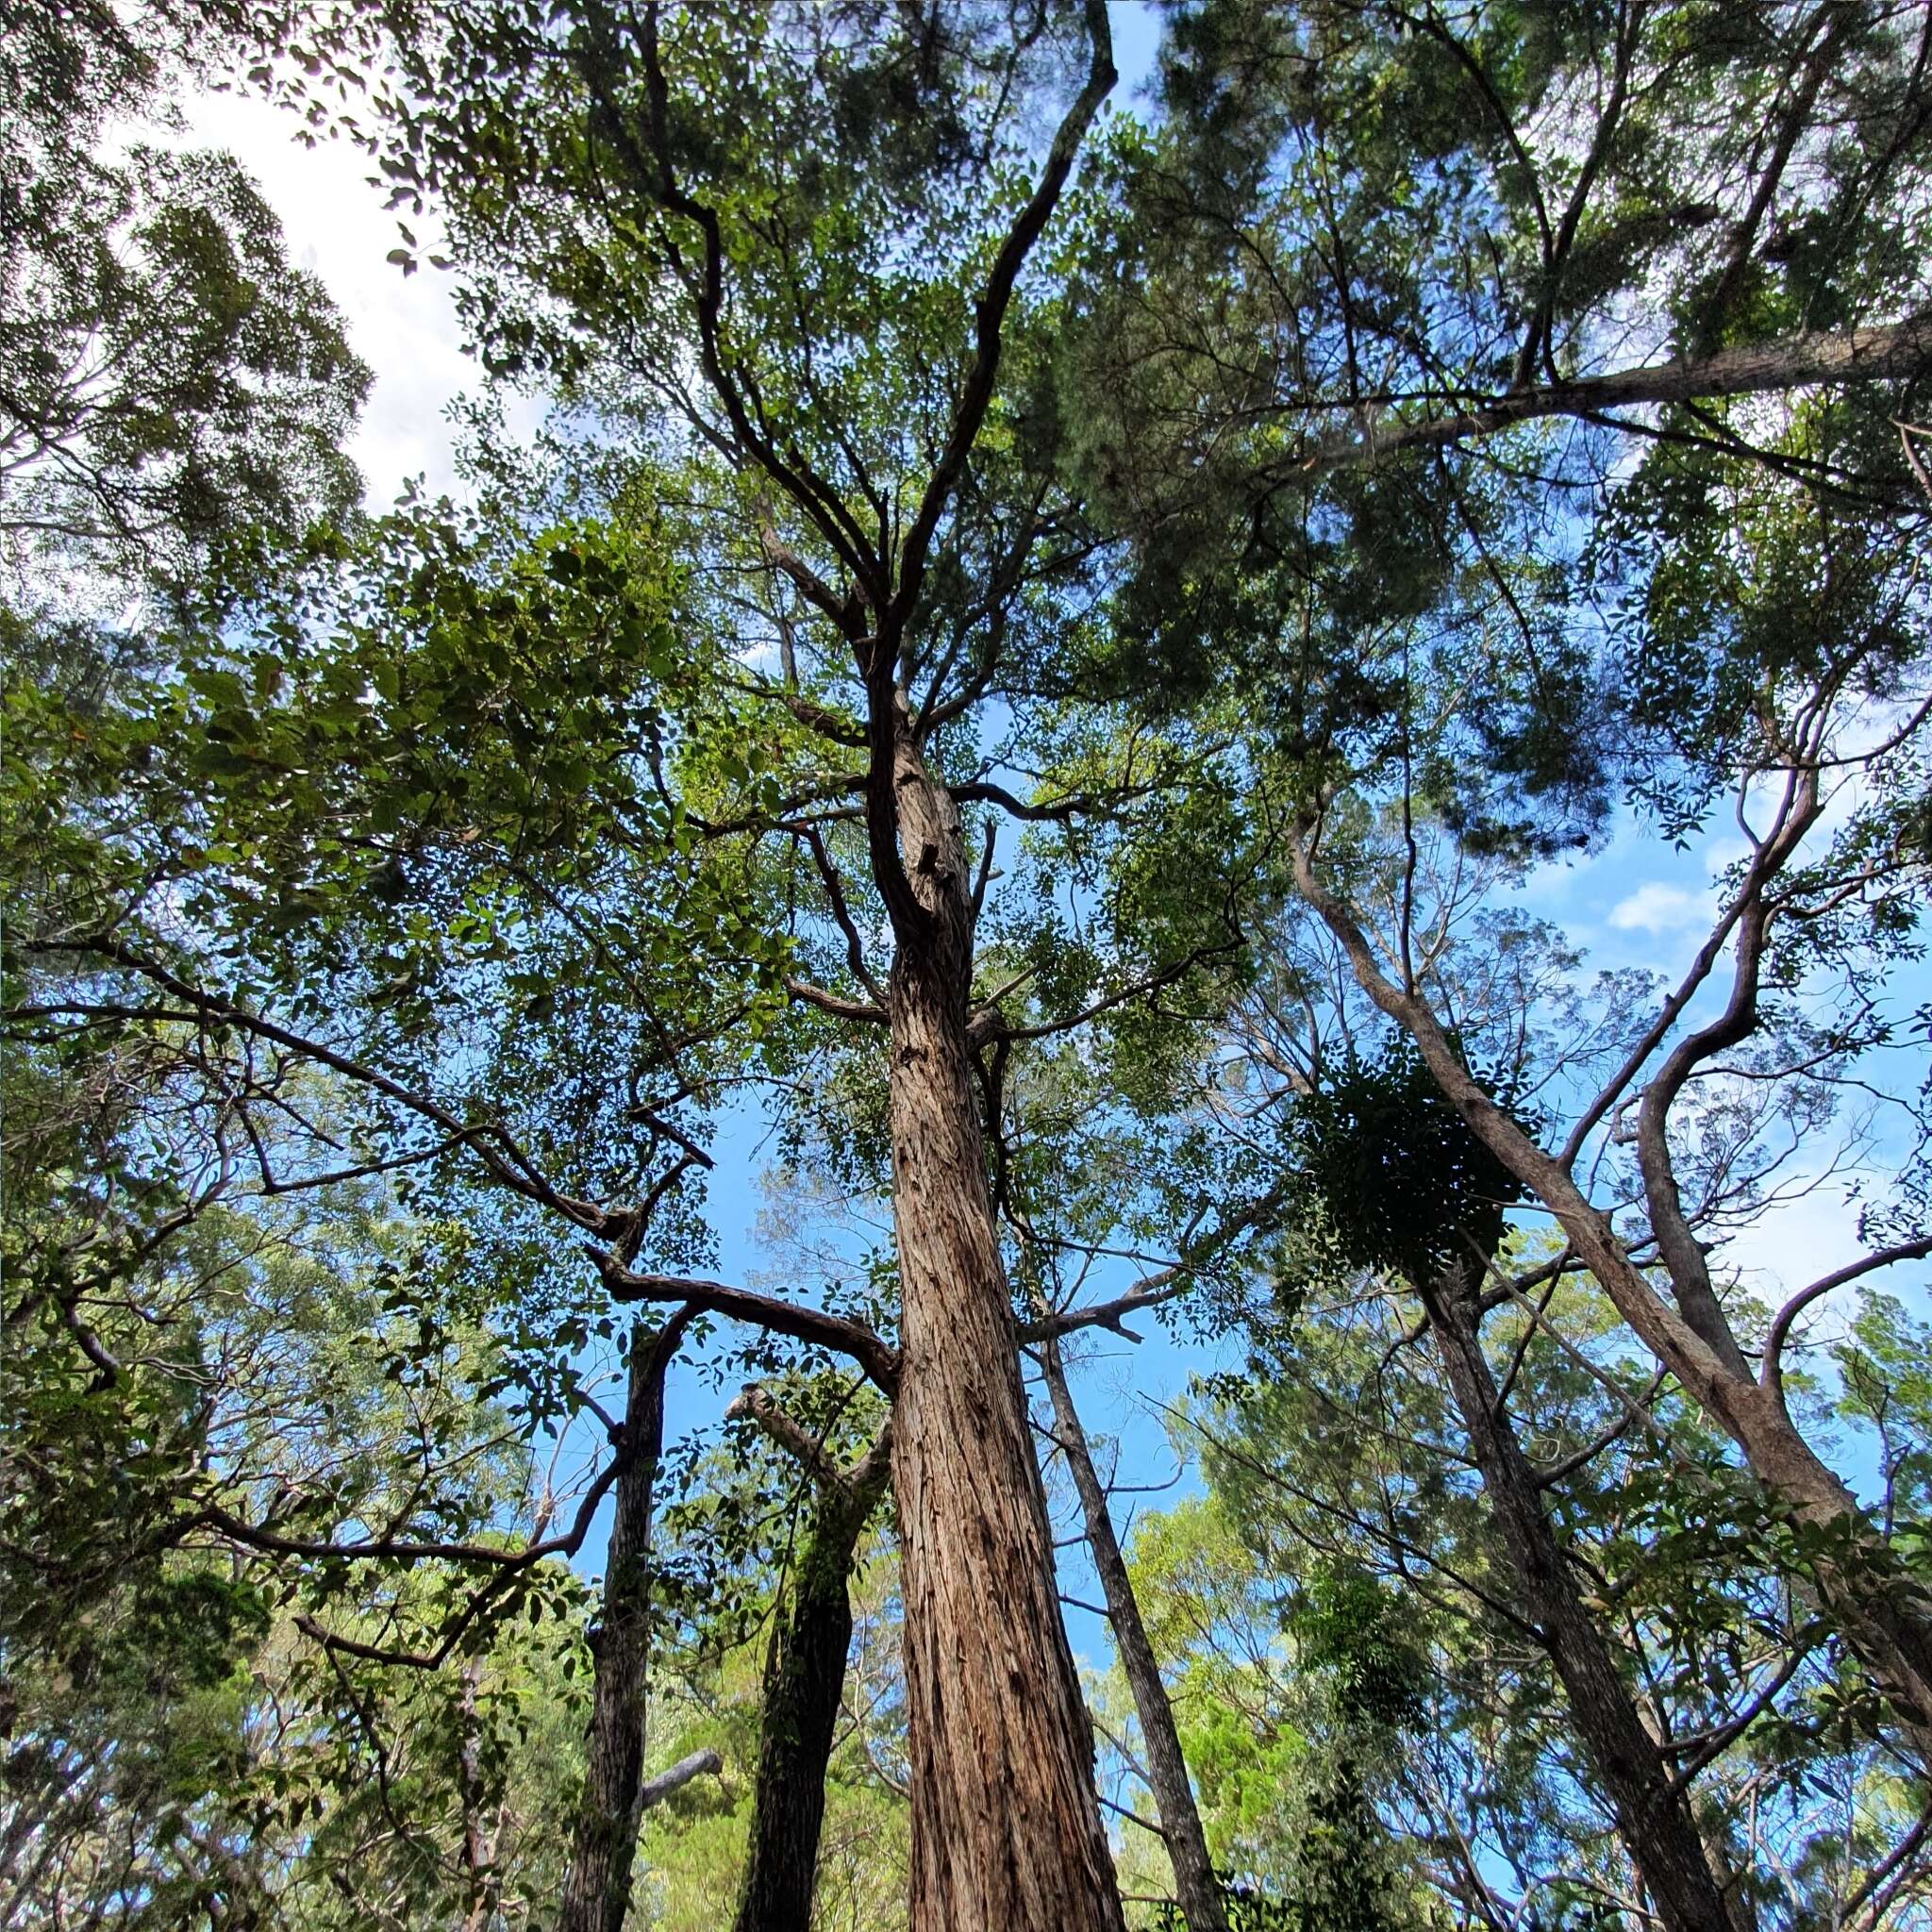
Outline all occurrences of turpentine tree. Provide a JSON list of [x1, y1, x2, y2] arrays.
[[284, 4, 1260, 1923]]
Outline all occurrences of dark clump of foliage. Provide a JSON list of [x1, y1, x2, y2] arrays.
[[1275, 1041, 1529, 1294]]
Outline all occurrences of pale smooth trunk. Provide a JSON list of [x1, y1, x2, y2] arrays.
[[1291, 858, 1932, 1764], [1040, 1336, 1229, 1932]]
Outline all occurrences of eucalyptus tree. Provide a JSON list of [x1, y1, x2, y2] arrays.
[[1038, 1325, 1233, 1932], [1000, 1059, 1287, 1931], [1142, 1312, 1893, 1928], [640, 1409, 913, 1931], [9, 6, 1258, 1923], [559, 1311, 696, 1932], [1078, 0, 1932, 509], [1264, 420, 1932, 1765], [1267, 1051, 1764, 1931], [4, 9, 1286, 1924]]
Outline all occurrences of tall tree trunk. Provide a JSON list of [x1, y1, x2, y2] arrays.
[[558, 1312, 690, 1932], [1291, 847, 1932, 1764], [731, 1413, 891, 1932], [456, 1661, 501, 1932], [881, 714, 1126, 1932], [1421, 1272, 1748, 1932], [1038, 1335, 1230, 1932]]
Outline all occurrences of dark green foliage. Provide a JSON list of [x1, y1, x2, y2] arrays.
[[1275, 1040, 1527, 1293], [1287, 1570, 1428, 1735], [9, 1, 1932, 1924], [2, 142, 368, 599]]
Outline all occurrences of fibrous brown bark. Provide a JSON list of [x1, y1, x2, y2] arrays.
[[1039, 1335, 1229, 1932], [729, 1390, 891, 1932], [1422, 1271, 1747, 1932], [558, 1311, 690, 1932], [883, 713, 1125, 1932]]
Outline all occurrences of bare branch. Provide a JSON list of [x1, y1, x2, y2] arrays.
[[1293, 314, 1932, 478], [1021, 1181, 1286, 1343], [16, 941, 604, 1230], [1762, 1234, 1932, 1406], [726, 1382, 853, 1494], [784, 977, 888, 1027], [990, 938, 1239, 1047], [640, 1749, 723, 1808], [595, 1253, 900, 1392], [886, 0, 1116, 633], [801, 824, 887, 1004]]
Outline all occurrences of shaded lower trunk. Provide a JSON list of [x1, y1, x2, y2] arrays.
[[558, 1313, 689, 1932], [1039, 1335, 1230, 1932], [733, 1451, 890, 1932], [456, 1660, 500, 1932], [1423, 1275, 1746, 1932]]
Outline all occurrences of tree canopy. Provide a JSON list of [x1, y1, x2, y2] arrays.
[[7, 2, 1932, 1928]]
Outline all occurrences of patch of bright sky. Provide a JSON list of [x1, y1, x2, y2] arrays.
[[164, 89, 525, 507]]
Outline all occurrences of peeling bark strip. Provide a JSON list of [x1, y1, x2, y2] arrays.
[[886, 720, 1126, 1932], [1422, 1274, 1746, 1932], [559, 1310, 691, 1932], [1039, 1336, 1230, 1932]]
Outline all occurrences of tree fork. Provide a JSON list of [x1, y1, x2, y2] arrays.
[[1290, 838, 1932, 1766], [726, 1387, 891, 1932]]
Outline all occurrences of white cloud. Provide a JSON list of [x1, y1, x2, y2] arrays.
[[1606, 881, 1709, 933], [158, 88, 534, 508]]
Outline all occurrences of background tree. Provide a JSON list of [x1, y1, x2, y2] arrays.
[[1062, 0, 1932, 1783]]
